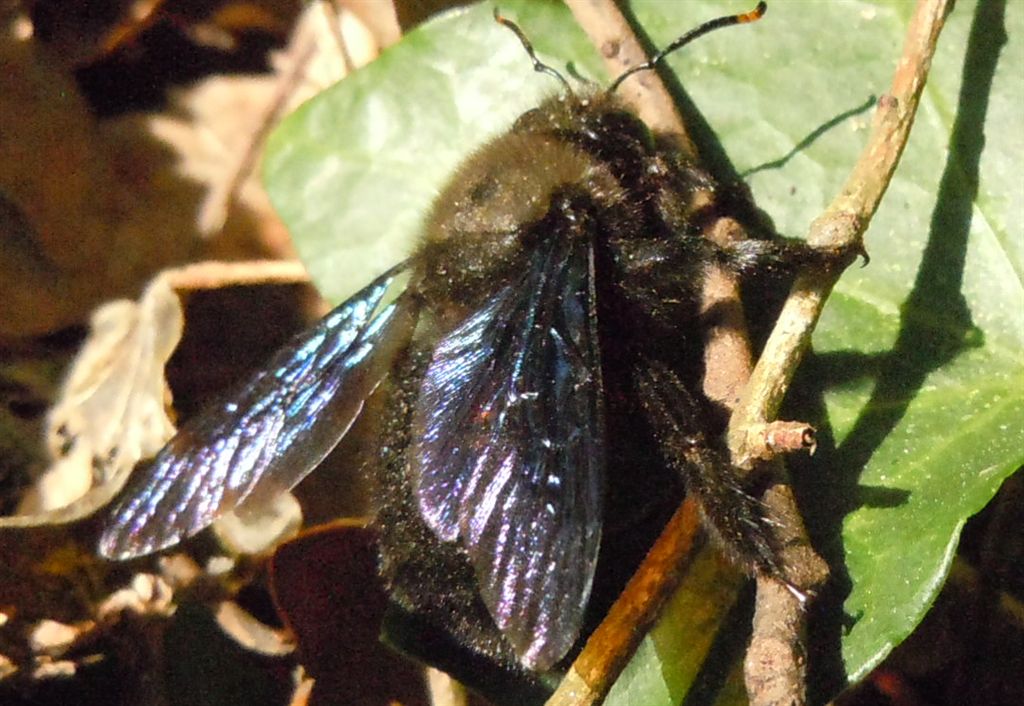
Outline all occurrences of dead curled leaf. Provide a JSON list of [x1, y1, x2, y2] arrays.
[[0, 10, 123, 337], [0, 274, 182, 527], [214, 600, 295, 657], [97, 572, 176, 620], [184, 0, 380, 244], [0, 654, 15, 681], [27, 618, 91, 657], [0, 2, 379, 339], [30, 657, 77, 680], [213, 489, 304, 558], [269, 520, 429, 706]]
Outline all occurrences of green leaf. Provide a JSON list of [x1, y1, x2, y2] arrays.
[[264, 0, 1023, 703], [264, 0, 600, 306]]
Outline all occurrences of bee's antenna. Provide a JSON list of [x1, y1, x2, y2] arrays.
[[608, 2, 767, 94], [494, 9, 573, 95]]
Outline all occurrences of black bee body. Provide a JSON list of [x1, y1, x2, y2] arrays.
[[374, 91, 781, 672]]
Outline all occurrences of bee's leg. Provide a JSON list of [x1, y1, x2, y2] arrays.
[[712, 233, 867, 277], [633, 357, 785, 580]]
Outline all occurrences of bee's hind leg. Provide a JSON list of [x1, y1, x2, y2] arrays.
[[633, 357, 787, 582], [714, 232, 868, 278]]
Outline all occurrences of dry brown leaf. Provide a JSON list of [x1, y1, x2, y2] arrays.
[[425, 668, 469, 706], [206, 1, 293, 37], [34, 0, 297, 69], [392, 0, 472, 32], [0, 274, 181, 526], [1, 2, 378, 339], [0, 9, 122, 337], [97, 572, 176, 619], [192, 0, 379, 243], [31, 657, 76, 679], [338, 0, 400, 49], [288, 673, 315, 706], [157, 553, 203, 589], [98, 0, 380, 267], [27, 618, 90, 657], [26, 0, 167, 68], [0, 653, 16, 681], [0, 342, 66, 500], [280, 1, 381, 86]]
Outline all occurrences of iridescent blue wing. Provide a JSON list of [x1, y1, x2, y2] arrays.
[[412, 238, 604, 670], [99, 265, 417, 559]]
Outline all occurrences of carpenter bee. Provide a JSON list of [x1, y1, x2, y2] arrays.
[[100, 1, 832, 677]]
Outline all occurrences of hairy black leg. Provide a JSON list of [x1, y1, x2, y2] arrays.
[[715, 235, 867, 277], [634, 358, 784, 580]]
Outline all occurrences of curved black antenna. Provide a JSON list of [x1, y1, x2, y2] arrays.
[[608, 1, 768, 93], [494, 8, 573, 95]]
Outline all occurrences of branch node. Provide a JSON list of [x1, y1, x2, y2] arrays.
[[768, 421, 818, 457]]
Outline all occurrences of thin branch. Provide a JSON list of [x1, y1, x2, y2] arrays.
[[732, 2, 951, 705], [322, 0, 356, 75], [547, 499, 703, 706], [728, 0, 952, 462], [162, 260, 310, 292], [564, 0, 695, 152]]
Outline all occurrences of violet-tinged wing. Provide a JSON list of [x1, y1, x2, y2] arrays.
[[99, 265, 416, 559], [413, 239, 604, 670]]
